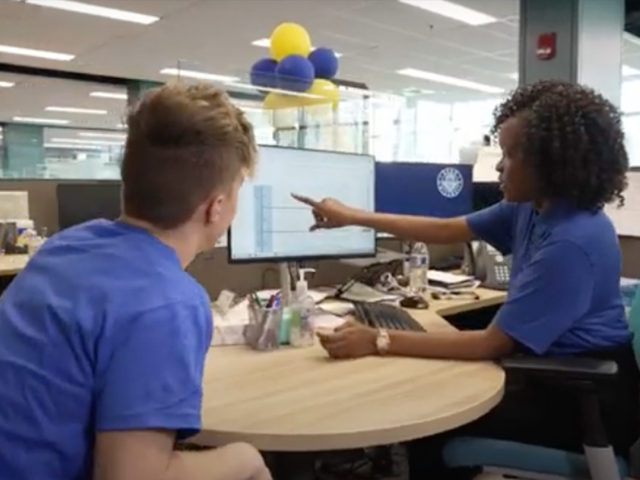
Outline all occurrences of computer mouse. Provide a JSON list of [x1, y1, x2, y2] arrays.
[[400, 295, 429, 310]]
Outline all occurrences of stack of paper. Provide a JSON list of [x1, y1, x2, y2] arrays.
[[427, 270, 477, 290], [338, 282, 400, 303]]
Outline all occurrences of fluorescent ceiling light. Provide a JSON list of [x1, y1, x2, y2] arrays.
[[397, 68, 503, 93], [252, 38, 343, 57], [78, 132, 127, 139], [0, 44, 74, 61], [25, 0, 159, 25], [90, 91, 127, 100], [397, 0, 497, 26], [160, 68, 240, 83], [45, 143, 102, 150], [251, 38, 272, 48], [46, 106, 107, 114], [0, 81, 15, 88], [51, 138, 123, 146], [13, 116, 70, 125]]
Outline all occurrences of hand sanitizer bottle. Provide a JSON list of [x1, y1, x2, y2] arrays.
[[289, 268, 316, 347]]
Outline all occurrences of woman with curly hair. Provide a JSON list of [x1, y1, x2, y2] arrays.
[[293, 79, 638, 478]]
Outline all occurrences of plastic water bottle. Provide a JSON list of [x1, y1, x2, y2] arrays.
[[408, 242, 429, 294]]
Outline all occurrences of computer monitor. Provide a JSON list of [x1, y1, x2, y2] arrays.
[[472, 182, 503, 211], [228, 146, 376, 263], [57, 182, 121, 230]]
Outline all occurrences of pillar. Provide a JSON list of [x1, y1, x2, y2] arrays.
[[520, 0, 624, 106], [1, 123, 44, 178]]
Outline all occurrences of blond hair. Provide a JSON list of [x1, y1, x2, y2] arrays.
[[121, 82, 257, 229]]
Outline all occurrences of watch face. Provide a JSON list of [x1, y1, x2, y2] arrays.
[[376, 329, 390, 353]]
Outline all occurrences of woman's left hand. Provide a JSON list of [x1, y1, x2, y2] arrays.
[[316, 320, 378, 359]]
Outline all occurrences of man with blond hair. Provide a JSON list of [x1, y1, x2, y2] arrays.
[[0, 83, 270, 480]]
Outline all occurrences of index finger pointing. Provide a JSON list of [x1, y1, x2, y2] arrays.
[[291, 193, 319, 207]]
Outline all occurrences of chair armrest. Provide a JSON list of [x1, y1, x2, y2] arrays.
[[501, 355, 618, 382]]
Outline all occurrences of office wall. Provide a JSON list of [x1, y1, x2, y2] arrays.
[[0, 180, 462, 298]]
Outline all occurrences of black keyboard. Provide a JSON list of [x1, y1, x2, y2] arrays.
[[353, 302, 426, 332]]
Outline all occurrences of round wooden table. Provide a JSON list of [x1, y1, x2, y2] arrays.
[[194, 290, 506, 451]]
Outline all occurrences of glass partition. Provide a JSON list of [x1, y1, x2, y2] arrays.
[[0, 73, 126, 178], [0, 68, 523, 177]]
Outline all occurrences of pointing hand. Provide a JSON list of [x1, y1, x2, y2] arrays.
[[291, 194, 358, 231]]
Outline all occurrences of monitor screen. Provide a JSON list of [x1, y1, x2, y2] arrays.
[[472, 182, 503, 211], [57, 182, 121, 230], [229, 146, 376, 263]]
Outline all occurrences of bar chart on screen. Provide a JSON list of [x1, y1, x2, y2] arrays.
[[605, 171, 640, 237], [251, 182, 371, 257]]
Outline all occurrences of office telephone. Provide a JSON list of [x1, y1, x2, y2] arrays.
[[463, 241, 511, 290]]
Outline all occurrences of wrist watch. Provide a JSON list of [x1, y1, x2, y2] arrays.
[[376, 328, 391, 355]]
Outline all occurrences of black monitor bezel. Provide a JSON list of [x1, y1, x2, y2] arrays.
[[227, 145, 377, 264]]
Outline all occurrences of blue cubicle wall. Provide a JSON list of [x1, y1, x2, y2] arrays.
[[375, 162, 473, 217]]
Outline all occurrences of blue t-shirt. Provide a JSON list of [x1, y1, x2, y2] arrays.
[[467, 201, 630, 355], [0, 220, 213, 480]]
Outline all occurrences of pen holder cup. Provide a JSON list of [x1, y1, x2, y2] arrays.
[[243, 304, 283, 351]]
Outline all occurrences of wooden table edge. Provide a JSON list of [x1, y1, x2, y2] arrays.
[[192, 374, 504, 451]]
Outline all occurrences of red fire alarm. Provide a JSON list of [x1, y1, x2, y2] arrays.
[[536, 32, 557, 60]]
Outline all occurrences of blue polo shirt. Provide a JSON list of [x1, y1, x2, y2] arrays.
[[0, 220, 213, 480], [467, 201, 629, 355]]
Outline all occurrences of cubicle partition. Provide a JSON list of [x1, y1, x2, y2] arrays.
[[375, 162, 472, 217], [0, 179, 460, 298], [1, 178, 638, 296]]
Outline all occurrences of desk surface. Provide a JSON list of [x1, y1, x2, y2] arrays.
[[0, 255, 28, 276], [194, 289, 507, 451]]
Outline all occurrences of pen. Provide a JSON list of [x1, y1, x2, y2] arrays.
[[266, 291, 281, 308], [251, 292, 262, 308], [335, 278, 357, 298]]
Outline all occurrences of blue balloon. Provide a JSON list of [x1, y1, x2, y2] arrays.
[[275, 54, 315, 92], [250, 58, 278, 88], [308, 47, 339, 79]]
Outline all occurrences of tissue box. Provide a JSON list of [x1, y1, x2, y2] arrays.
[[210, 303, 249, 347], [212, 322, 247, 346]]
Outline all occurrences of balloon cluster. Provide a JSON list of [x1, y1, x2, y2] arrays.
[[250, 22, 340, 110]]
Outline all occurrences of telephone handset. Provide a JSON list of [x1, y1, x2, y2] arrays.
[[463, 241, 511, 291]]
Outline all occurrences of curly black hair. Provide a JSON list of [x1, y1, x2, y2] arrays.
[[491, 79, 628, 209]]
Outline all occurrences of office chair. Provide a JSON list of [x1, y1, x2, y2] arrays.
[[441, 291, 640, 480]]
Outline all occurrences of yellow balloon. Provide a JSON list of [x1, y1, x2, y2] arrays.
[[304, 79, 340, 107], [269, 22, 312, 61], [262, 92, 303, 110]]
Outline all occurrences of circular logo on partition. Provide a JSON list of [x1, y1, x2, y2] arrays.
[[436, 167, 464, 198]]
